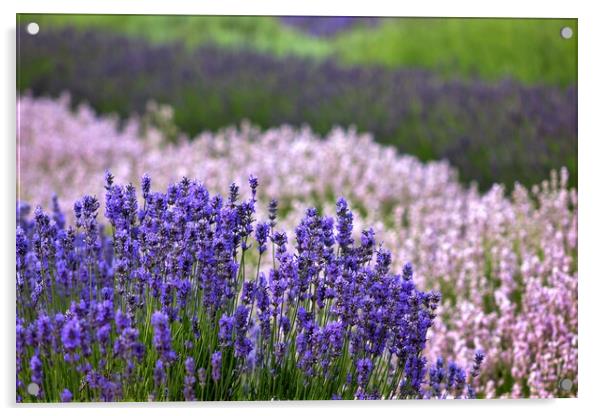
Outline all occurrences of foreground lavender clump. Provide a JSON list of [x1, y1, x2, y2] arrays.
[[16, 174, 483, 402]]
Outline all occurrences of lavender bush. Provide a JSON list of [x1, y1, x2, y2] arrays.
[[16, 173, 484, 402], [17, 96, 577, 398], [17, 26, 576, 189]]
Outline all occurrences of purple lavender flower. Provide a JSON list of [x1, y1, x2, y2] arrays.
[[115, 309, 130, 332], [268, 199, 278, 228], [471, 350, 486, 378], [234, 305, 252, 358], [151, 311, 176, 363], [356, 358, 373, 387], [218, 315, 235, 346], [61, 317, 81, 361], [96, 324, 111, 350], [183, 356, 196, 401], [254, 222, 269, 254], [454, 368, 467, 398], [248, 175, 258, 200], [104, 170, 114, 189], [153, 359, 166, 390], [36, 314, 54, 349], [29, 354, 43, 396], [211, 351, 222, 382], [446, 362, 458, 392], [60, 388, 73, 402], [141, 173, 151, 200], [335, 198, 353, 251], [403, 262, 413, 280], [228, 183, 239, 207], [428, 358, 446, 398], [241, 281, 255, 306], [99, 377, 121, 401], [359, 228, 375, 262], [197, 368, 207, 387]]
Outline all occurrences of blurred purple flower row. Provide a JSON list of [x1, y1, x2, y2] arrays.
[[17, 26, 576, 190]]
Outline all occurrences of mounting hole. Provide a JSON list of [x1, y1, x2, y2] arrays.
[[26, 22, 40, 36], [559, 378, 573, 391], [560, 26, 573, 39], [27, 382, 40, 396]]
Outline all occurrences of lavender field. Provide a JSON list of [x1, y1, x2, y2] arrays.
[[16, 16, 577, 402]]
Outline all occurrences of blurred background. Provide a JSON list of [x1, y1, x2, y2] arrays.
[[17, 15, 577, 191]]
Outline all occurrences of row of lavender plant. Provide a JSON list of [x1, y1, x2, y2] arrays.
[[279, 16, 380, 37], [17, 96, 577, 397], [16, 172, 485, 401], [17, 25, 576, 189], [18, 97, 577, 397]]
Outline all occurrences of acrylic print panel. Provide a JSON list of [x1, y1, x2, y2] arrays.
[[15, 14, 577, 402]]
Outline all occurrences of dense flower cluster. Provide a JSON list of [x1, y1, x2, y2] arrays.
[[17, 96, 578, 397], [18, 26, 576, 189], [16, 174, 483, 402]]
